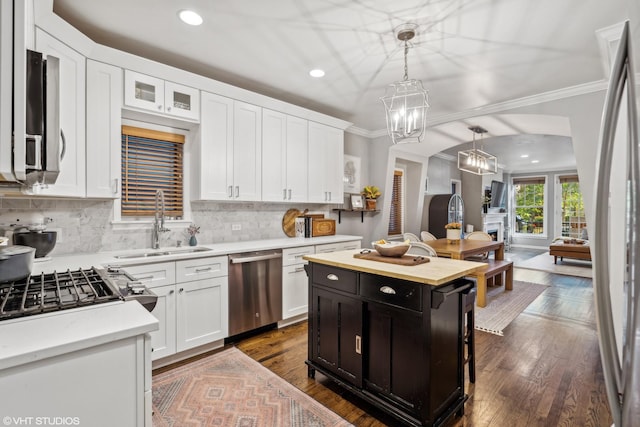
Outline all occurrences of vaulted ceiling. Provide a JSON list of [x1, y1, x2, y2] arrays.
[[53, 0, 628, 169]]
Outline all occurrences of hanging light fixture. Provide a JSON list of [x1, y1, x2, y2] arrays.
[[457, 126, 497, 175], [380, 24, 429, 144]]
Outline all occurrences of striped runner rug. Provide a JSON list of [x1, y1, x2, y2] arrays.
[[152, 346, 353, 427], [475, 280, 549, 336]]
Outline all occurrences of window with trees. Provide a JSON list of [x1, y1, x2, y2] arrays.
[[513, 176, 546, 235], [559, 175, 586, 238]]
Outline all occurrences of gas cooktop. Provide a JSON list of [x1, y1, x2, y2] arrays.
[[0, 267, 123, 321]]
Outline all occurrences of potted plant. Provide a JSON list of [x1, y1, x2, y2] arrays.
[[361, 185, 381, 210], [444, 222, 462, 243]]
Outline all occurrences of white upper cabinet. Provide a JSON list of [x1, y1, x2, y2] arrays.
[[35, 29, 86, 197], [262, 109, 308, 202], [124, 70, 199, 122], [86, 60, 122, 198], [195, 92, 261, 201], [165, 81, 200, 121], [233, 101, 262, 200], [194, 92, 233, 200], [307, 121, 344, 203]]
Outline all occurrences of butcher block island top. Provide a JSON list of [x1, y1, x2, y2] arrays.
[[303, 248, 484, 286]]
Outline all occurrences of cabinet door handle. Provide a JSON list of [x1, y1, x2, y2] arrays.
[[157, 104, 162, 111], [179, 288, 184, 293], [228, 185, 233, 198], [380, 286, 396, 295], [112, 178, 119, 194], [167, 106, 172, 112], [169, 289, 175, 295], [283, 189, 287, 200], [235, 186, 240, 198], [355, 335, 361, 355], [328, 191, 331, 201], [327, 274, 339, 281], [288, 189, 292, 200]]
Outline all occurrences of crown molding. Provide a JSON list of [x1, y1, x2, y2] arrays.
[[426, 79, 609, 128], [433, 152, 456, 162], [353, 79, 610, 139]]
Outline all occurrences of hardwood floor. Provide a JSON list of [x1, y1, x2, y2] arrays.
[[174, 248, 612, 426]]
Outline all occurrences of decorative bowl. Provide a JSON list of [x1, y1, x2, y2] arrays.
[[373, 242, 410, 257]]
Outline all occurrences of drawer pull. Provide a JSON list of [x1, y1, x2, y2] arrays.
[[135, 275, 154, 281], [380, 286, 396, 295], [327, 274, 339, 281], [195, 267, 213, 273], [355, 335, 361, 354], [294, 266, 306, 273]]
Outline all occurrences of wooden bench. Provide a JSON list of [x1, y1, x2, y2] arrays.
[[549, 241, 591, 264], [466, 259, 514, 307]]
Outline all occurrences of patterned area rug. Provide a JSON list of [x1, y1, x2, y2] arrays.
[[475, 280, 549, 336], [515, 252, 592, 278], [152, 346, 353, 427]]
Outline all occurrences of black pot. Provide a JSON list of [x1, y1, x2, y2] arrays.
[[13, 231, 57, 258], [0, 245, 35, 282]]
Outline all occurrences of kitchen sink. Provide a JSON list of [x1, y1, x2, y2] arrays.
[[114, 247, 213, 259]]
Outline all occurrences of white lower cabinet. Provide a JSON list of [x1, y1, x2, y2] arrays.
[[281, 242, 361, 320], [146, 284, 176, 359], [281, 245, 314, 319], [176, 276, 228, 351], [125, 256, 228, 361]]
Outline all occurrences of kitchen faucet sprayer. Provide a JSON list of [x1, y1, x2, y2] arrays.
[[152, 190, 170, 249]]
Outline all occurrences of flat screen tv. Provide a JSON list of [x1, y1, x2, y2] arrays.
[[490, 180, 507, 209]]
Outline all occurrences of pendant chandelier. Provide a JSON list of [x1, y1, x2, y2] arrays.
[[380, 24, 429, 144], [457, 126, 497, 175]]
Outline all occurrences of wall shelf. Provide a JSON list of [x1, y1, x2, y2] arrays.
[[332, 209, 379, 223]]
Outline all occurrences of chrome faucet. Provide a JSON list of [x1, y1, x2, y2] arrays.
[[152, 190, 169, 249]]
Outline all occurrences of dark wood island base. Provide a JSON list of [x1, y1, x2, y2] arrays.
[[303, 254, 481, 427]]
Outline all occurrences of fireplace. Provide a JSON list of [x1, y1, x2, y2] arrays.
[[482, 213, 506, 243]]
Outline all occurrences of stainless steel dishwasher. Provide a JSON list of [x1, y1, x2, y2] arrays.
[[228, 249, 283, 336]]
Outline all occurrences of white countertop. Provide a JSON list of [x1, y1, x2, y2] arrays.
[[31, 234, 363, 273], [0, 235, 359, 370], [0, 301, 158, 370]]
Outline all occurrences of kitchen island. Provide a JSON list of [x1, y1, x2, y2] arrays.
[[303, 249, 483, 427]]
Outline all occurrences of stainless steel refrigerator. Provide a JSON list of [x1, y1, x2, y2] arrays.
[[593, 18, 640, 427]]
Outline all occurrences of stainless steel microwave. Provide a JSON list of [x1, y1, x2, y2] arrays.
[[0, 0, 61, 189]]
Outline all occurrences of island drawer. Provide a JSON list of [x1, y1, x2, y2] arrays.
[[359, 273, 423, 312], [312, 264, 357, 294]]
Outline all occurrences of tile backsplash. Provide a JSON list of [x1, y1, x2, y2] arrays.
[[0, 198, 334, 255]]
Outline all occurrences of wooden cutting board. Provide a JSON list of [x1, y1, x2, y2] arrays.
[[353, 251, 430, 266], [282, 208, 308, 237]]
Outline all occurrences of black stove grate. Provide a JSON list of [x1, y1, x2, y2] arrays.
[[0, 268, 123, 320]]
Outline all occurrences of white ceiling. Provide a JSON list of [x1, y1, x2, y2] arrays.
[[53, 0, 628, 170]]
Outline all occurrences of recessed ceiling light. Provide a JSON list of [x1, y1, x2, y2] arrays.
[[178, 10, 203, 26], [531, 160, 540, 164], [309, 69, 325, 78], [520, 154, 529, 158]]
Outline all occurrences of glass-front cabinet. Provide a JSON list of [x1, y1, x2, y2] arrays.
[[124, 70, 200, 121]]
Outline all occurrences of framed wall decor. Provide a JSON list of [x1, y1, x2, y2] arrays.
[[351, 194, 364, 209], [343, 155, 361, 193]]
